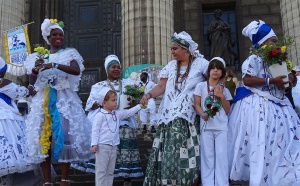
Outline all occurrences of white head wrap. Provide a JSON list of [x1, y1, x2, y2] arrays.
[[41, 18, 64, 45], [242, 20, 276, 47], [104, 54, 121, 74], [292, 66, 300, 72], [0, 57, 7, 74], [171, 31, 201, 57], [96, 87, 112, 106]]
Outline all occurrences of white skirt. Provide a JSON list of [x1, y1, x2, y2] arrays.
[[228, 93, 300, 186], [0, 118, 35, 176]]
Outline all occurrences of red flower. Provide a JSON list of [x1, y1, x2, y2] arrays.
[[283, 56, 287, 61], [268, 49, 279, 58], [127, 97, 131, 101], [133, 84, 137, 88], [206, 104, 212, 109], [212, 107, 219, 112]]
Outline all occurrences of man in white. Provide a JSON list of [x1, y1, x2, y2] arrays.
[[139, 72, 157, 133]]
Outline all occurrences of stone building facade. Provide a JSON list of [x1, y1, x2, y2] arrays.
[[0, 0, 299, 86]]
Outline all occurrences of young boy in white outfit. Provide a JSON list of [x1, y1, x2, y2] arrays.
[[91, 87, 143, 186], [194, 57, 232, 186], [138, 72, 157, 133]]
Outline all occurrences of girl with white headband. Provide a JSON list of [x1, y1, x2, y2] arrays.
[[194, 57, 232, 186], [0, 56, 37, 185], [141, 31, 209, 185], [228, 20, 300, 185], [24, 18, 92, 186]]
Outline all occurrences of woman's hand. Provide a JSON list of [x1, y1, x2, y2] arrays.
[[33, 59, 44, 72], [270, 75, 289, 90], [41, 63, 53, 71]]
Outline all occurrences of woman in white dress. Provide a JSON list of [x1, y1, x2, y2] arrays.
[[24, 18, 92, 186], [292, 66, 300, 116], [228, 20, 300, 186], [0, 57, 35, 185], [141, 31, 209, 185]]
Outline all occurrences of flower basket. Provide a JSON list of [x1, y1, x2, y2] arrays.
[[268, 62, 289, 88]]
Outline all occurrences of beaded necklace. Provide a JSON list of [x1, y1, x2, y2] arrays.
[[106, 79, 122, 92], [100, 110, 118, 133]]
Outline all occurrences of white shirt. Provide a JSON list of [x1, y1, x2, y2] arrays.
[[138, 80, 156, 94], [157, 56, 209, 125], [91, 104, 141, 146], [194, 81, 232, 131]]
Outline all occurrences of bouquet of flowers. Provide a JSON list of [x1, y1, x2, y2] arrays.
[[34, 46, 50, 60], [250, 36, 294, 66], [203, 95, 222, 118], [124, 84, 146, 107]]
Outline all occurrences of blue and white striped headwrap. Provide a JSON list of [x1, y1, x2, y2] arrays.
[[242, 20, 277, 48]]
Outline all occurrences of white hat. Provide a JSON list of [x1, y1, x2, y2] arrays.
[[0, 57, 7, 74], [41, 19, 64, 45], [104, 54, 121, 74], [171, 31, 202, 58], [242, 20, 276, 48], [96, 87, 112, 106]]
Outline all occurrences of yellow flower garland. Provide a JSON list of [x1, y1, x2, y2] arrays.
[[40, 87, 53, 154]]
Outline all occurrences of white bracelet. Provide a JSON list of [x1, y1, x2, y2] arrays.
[[55, 63, 59, 68], [267, 78, 270, 86]]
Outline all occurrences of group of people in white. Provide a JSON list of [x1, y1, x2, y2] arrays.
[[1, 17, 300, 186]]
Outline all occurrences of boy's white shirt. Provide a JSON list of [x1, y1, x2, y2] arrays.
[[91, 104, 141, 146], [194, 81, 232, 131]]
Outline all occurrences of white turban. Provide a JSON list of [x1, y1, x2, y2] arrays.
[[242, 20, 276, 47], [0, 57, 7, 74], [104, 54, 121, 74], [41, 19, 64, 45], [96, 87, 112, 106], [171, 31, 201, 57]]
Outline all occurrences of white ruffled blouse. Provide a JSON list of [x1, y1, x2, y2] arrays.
[[157, 56, 209, 125]]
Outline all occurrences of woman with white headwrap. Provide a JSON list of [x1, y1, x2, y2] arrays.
[[228, 20, 300, 185], [140, 31, 209, 185], [72, 54, 144, 184], [0, 57, 35, 184], [24, 18, 92, 186]]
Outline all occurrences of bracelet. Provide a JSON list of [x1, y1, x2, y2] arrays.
[[267, 78, 270, 86], [28, 84, 35, 89], [201, 113, 205, 119], [55, 63, 59, 68], [217, 82, 224, 87], [51, 63, 54, 68], [264, 78, 268, 86], [147, 93, 152, 99]]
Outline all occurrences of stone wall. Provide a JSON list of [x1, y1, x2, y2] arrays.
[[280, 0, 300, 65], [182, 0, 282, 69]]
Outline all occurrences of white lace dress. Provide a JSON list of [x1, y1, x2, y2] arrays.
[[0, 83, 35, 176], [292, 76, 300, 116], [228, 55, 300, 185], [24, 48, 92, 164]]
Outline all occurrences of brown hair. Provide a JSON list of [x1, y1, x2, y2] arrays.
[[103, 90, 117, 101], [207, 60, 226, 79], [226, 68, 235, 78]]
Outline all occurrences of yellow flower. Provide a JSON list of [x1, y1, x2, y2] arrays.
[[281, 46, 287, 53], [139, 85, 146, 93], [261, 45, 267, 49], [286, 60, 293, 72], [50, 19, 58, 24]]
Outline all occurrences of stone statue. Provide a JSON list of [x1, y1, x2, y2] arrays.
[[208, 9, 237, 66]]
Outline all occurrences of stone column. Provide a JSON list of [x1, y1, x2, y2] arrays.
[[122, 0, 173, 68], [0, 0, 26, 57], [280, 0, 300, 65]]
